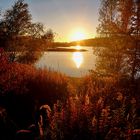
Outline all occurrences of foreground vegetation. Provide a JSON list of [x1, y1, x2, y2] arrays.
[[0, 48, 140, 140]]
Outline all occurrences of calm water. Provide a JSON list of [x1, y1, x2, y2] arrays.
[[35, 46, 96, 77]]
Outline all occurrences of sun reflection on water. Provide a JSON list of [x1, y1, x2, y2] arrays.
[[75, 45, 81, 50], [72, 52, 83, 68]]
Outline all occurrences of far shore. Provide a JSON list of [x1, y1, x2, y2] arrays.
[[47, 47, 87, 52], [5, 47, 88, 53]]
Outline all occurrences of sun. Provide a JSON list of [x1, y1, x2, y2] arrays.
[[69, 28, 86, 41]]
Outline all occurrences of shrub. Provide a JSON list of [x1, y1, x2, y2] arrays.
[[0, 48, 70, 129]]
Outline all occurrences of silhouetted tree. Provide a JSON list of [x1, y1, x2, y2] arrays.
[[28, 22, 45, 38], [42, 29, 55, 42], [96, 0, 140, 81], [128, 0, 140, 81], [0, 0, 49, 63], [96, 0, 124, 76], [0, 0, 32, 50], [3, 0, 31, 37], [42, 29, 55, 48]]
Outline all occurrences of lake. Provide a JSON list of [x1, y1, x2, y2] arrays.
[[35, 46, 96, 77]]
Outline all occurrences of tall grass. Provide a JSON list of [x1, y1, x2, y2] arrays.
[[41, 74, 140, 140]]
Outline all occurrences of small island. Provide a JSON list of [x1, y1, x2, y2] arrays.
[[47, 47, 87, 52]]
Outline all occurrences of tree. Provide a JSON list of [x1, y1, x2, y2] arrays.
[[3, 0, 31, 37], [0, 0, 47, 63], [97, 0, 118, 37], [42, 29, 55, 48], [28, 22, 45, 38], [96, 0, 127, 76], [0, 0, 32, 49], [42, 29, 55, 42], [0, 0, 55, 63], [95, 0, 140, 81], [128, 0, 140, 81]]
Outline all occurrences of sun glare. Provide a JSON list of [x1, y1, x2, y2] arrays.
[[72, 52, 83, 68], [70, 28, 86, 41], [76, 45, 81, 50]]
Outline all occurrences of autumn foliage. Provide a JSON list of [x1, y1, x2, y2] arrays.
[[0, 48, 70, 130], [0, 48, 140, 139], [41, 74, 139, 140]]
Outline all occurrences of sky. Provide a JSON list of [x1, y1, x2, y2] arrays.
[[0, 0, 100, 42]]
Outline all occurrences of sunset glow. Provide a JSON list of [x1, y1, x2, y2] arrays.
[[69, 28, 87, 41]]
